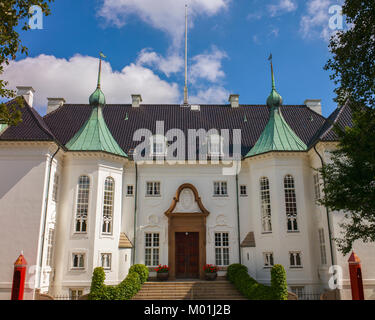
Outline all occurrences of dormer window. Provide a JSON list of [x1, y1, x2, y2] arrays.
[[208, 134, 224, 157], [150, 135, 167, 156]]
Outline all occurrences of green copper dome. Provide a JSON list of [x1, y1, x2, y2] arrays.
[[266, 62, 283, 108], [89, 87, 106, 106]]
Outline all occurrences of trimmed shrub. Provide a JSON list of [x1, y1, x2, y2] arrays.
[[129, 264, 149, 284], [227, 263, 288, 300], [88, 265, 145, 300], [271, 264, 288, 300]]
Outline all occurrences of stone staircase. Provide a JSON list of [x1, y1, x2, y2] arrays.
[[133, 280, 247, 300]]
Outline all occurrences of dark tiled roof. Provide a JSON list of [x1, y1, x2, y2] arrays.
[[0, 98, 56, 142], [42, 104, 326, 157]]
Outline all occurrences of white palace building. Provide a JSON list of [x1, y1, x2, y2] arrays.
[[0, 57, 374, 300]]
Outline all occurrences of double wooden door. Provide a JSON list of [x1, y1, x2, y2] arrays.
[[175, 232, 199, 278]]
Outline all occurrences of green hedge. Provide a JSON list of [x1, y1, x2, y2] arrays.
[[88, 265, 148, 300], [227, 263, 288, 300]]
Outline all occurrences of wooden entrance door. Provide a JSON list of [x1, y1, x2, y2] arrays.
[[175, 232, 199, 278]]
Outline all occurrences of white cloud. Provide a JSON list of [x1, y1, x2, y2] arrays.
[[268, 0, 297, 17], [2, 54, 180, 112], [190, 47, 227, 83], [136, 49, 184, 77], [190, 86, 229, 104], [98, 0, 230, 46], [300, 0, 336, 41]]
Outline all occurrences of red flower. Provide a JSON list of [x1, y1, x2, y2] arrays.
[[155, 264, 169, 273], [203, 264, 218, 273]]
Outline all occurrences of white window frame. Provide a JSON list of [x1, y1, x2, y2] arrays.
[[240, 185, 247, 197], [126, 185, 134, 196], [145, 233, 160, 266], [290, 286, 305, 299], [69, 288, 84, 300], [289, 251, 303, 268], [208, 134, 224, 157], [46, 228, 55, 267], [102, 177, 115, 235], [52, 173, 59, 202], [213, 181, 228, 197], [314, 173, 321, 202], [71, 253, 85, 270], [74, 175, 90, 233], [263, 252, 274, 268], [284, 175, 299, 232], [101, 253, 112, 271], [260, 177, 272, 233], [215, 232, 230, 266], [146, 181, 161, 197], [318, 229, 327, 265], [150, 135, 167, 156]]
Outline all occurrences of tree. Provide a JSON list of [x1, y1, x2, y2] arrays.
[[0, 0, 54, 125], [322, 0, 375, 255]]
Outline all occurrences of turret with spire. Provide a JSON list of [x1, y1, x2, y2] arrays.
[[65, 53, 127, 157], [245, 55, 307, 158]]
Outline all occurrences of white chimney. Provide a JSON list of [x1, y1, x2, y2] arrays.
[[229, 94, 239, 108], [47, 98, 65, 114], [305, 99, 322, 115], [17, 86, 35, 107], [132, 94, 142, 108]]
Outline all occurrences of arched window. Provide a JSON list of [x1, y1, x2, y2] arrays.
[[75, 176, 90, 232], [284, 175, 298, 232], [102, 177, 115, 234], [260, 177, 272, 233]]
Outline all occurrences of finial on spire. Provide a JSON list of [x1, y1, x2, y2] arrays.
[[268, 53, 275, 90], [266, 54, 283, 108], [183, 4, 189, 105], [97, 52, 106, 89]]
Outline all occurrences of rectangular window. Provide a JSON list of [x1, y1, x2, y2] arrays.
[[75, 176, 90, 233], [145, 233, 159, 266], [72, 253, 85, 269], [290, 286, 305, 299], [263, 252, 274, 268], [240, 185, 247, 196], [101, 253, 112, 270], [127, 185, 134, 196], [146, 182, 161, 197], [52, 174, 59, 202], [289, 252, 303, 268], [314, 173, 321, 202], [260, 178, 272, 233], [318, 229, 327, 265], [213, 181, 228, 196], [215, 233, 230, 266], [46, 228, 55, 267], [69, 289, 83, 300]]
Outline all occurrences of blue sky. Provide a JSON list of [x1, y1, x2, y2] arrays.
[[4, 0, 345, 117]]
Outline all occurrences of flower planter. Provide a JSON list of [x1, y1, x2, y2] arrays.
[[157, 272, 169, 281], [205, 272, 217, 281]]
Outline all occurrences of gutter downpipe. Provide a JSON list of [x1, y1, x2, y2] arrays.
[[37, 145, 60, 293], [313, 144, 335, 267], [236, 161, 242, 264], [132, 162, 138, 265]]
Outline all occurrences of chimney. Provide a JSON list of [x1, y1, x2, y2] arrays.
[[17, 86, 35, 107], [229, 94, 239, 108], [132, 94, 142, 108], [305, 99, 322, 115], [47, 98, 65, 114]]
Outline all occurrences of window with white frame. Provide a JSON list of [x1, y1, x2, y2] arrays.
[[208, 134, 223, 157], [213, 181, 228, 196], [263, 252, 274, 268], [75, 176, 90, 233], [72, 253, 85, 269], [284, 175, 299, 232], [290, 286, 305, 299], [260, 177, 272, 233], [313, 173, 321, 202], [146, 182, 161, 197], [289, 251, 302, 268], [240, 185, 247, 196], [69, 289, 83, 300], [318, 229, 327, 265], [215, 232, 230, 266], [101, 253, 112, 270], [127, 185, 134, 196], [102, 177, 114, 234], [150, 135, 166, 156], [52, 174, 59, 202], [145, 233, 159, 266], [46, 228, 55, 267]]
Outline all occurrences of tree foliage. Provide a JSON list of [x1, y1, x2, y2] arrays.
[[0, 0, 54, 125]]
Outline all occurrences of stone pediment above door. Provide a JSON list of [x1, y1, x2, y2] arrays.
[[164, 184, 209, 217]]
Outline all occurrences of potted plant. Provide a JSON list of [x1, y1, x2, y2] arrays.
[[204, 264, 218, 281], [155, 264, 169, 281]]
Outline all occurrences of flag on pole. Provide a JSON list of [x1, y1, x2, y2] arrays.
[[100, 52, 106, 59], [268, 53, 272, 61]]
